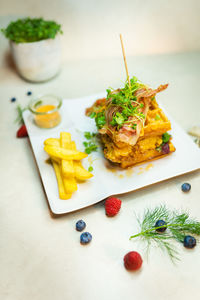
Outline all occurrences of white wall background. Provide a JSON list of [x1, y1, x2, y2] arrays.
[[0, 0, 200, 62]]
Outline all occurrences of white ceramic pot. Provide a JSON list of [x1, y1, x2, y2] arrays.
[[10, 35, 61, 82]]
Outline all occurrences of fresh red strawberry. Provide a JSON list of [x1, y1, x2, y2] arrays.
[[16, 124, 28, 138], [124, 251, 143, 271], [105, 196, 121, 217]]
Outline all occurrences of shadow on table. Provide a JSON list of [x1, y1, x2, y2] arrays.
[[4, 50, 17, 72]]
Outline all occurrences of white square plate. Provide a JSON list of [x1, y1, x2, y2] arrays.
[[23, 93, 200, 214]]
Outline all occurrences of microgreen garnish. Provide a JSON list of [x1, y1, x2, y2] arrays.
[[110, 112, 125, 128], [89, 112, 96, 118], [1, 18, 62, 43], [156, 145, 162, 152], [88, 166, 93, 172], [83, 142, 97, 154], [84, 131, 97, 140], [130, 205, 200, 262], [162, 132, 171, 143], [194, 138, 200, 148], [155, 114, 161, 120], [106, 76, 147, 129], [94, 112, 106, 129], [83, 132, 98, 154], [156, 132, 171, 152]]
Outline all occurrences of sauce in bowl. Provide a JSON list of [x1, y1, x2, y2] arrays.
[[29, 95, 62, 129]]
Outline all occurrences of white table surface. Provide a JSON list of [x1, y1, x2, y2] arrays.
[[1, 48, 200, 300]]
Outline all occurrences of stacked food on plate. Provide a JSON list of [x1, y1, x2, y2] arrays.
[[86, 76, 175, 168]]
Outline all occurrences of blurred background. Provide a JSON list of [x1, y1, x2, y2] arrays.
[[0, 0, 200, 130], [1, 0, 200, 65]]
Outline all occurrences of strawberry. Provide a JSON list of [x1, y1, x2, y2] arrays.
[[16, 124, 28, 138]]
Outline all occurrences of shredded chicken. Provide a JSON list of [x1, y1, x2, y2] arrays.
[[86, 83, 168, 147]]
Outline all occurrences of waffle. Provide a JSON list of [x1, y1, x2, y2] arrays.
[[140, 98, 171, 138], [101, 98, 176, 168]]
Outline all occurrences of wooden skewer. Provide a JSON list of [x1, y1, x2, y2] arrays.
[[120, 33, 131, 88]]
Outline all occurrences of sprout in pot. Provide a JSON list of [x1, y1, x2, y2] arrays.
[[1, 17, 63, 82]]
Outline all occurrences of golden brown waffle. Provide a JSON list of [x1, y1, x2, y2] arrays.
[[101, 99, 175, 168], [139, 99, 171, 139]]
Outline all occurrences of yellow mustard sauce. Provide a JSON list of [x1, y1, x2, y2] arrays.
[[34, 105, 61, 128]]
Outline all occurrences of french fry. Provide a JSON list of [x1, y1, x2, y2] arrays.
[[60, 132, 71, 148], [44, 145, 87, 160], [44, 138, 60, 147], [65, 138, 92, 179], [52, 160, 72, 200], [69, 140, 89, 171], [74, 161, 93, 181], [61, 159, 75, 177], [44, 131, 92, 200], [59, 132, 77, 193], [61, 160, 75, 177], [70, 142, 93, 179], [63, 175, 78, 194], [44, 139, 60, 162], [51, 156, 60, 163], [70, 141, 76, 151], [60, 132, 75, 177]]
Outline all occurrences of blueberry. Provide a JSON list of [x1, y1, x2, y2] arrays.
[[155, 220, 167, 232], [76, 220, 86, 232], [181, 183, 191, 192], [27, 91, 32, 96], [161, 143, 170, 154], [11, 97, 16, 102], [80, 232, 92, 244], [184, 235, 196, 249]]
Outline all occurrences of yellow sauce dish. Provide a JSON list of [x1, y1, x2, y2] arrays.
[[29, 94, 62, 128]]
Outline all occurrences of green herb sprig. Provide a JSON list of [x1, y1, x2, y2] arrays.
[[155, 114, 161, 120], [15, 105, 27, 125], [89, 111, 106, 130], [88, 166, 93, 172], [1, 18, 62, 43], [156, 132, 171, 152], [95, 112, 106, 130], [88, 76, 149, 131], [130, 206, 200, 262], [106, 76, 147, 129], [83, 132, 98, 154]]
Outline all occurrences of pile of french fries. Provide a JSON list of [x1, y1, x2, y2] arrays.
[[44, 132, 93, 200]]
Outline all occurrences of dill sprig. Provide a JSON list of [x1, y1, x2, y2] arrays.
[[15, 105, 27, 125], [130, 205, 200, 262]]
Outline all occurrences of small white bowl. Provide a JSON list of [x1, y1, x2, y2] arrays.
[[10, 35, 61, 82]]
